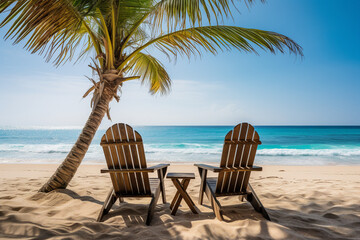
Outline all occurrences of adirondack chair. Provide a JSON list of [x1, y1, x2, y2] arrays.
[[97, 123, 169, 225], [195, 123, 270, 221]]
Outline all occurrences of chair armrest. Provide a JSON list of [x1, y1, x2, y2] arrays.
[[101, 164, 169, 174], [194, 164, 222, 172], [251, 165, 262, 171], [147, 163, 170, 171], [194, 164, 263, 173], [100, 168, 155, 173], [219, 166, 263, 173]]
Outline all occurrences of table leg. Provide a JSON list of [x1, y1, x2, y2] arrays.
[[170, 179, 186, 209], [171, 179, 198, 214], [170, 179, 190, 215]]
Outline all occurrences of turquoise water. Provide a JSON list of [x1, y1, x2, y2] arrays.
[[0, 126, 360, 165]]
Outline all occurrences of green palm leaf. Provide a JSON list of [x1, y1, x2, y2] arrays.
[[150, 0, 265, 29], [127, 52, 171, 94], [152, 26, 303, 56], [120, 0, 264, 57], [121, 25, 303, 70], [0, 0, 101, 66]]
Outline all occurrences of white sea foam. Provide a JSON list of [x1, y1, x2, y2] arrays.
[[143, 144, 222, 155], [0, 144, 73, 154], [0, 144, 103, 162], [1, 143, 360, 164], [1, 144, 360, 157], [0, 126, 84, 130], [257, 148, 360, 157]]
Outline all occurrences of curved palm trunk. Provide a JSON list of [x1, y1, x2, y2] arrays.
[[39, 87, 113, 193]]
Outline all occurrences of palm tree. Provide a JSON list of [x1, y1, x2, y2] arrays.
[[0, 0, 302, 192]]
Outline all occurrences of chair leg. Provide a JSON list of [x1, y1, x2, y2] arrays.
[[97, 188, 118, 222], [119, 197, 124, 203], [211, 195, 223, 221], [198, 168, 207, 205], [246, 183, 271, 221], [146, 184, 161, 225], [204, 183, 223, 221], [198, 191, 204, 205], [158, 167, 167, 204]]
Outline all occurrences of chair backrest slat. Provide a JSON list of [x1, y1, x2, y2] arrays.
[[102, 131, 122, 193], [110, 124, 132, 194], [118, 124, 138, 194], [215, 123, 261, 194], [101, 123, 151, 196], [217, 124, 241, 193], [134, 131, 151, 193], [234, 124, 254, 192], [215, 130, 232, 192], [126, 125, 145, 194], [240, 130, 260, 192]]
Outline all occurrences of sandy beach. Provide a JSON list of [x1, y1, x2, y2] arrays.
[[0, 164, 359, 239], [1, 0, 359, 239]]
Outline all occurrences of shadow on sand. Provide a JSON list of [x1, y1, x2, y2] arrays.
[[92, 194, 360, 239], [4, 189, 358, 239], [54, 189, 104, 205]]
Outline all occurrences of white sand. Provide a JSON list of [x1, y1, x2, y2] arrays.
[[1, 164, 360, 239]]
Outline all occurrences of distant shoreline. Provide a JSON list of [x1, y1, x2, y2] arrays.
[[1, 161, 360, 166], [1, 125, 360, 130]]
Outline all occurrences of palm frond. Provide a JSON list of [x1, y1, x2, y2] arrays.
[[116, 0, 153, 26], [119, 0, 265, 56], [96, 7, 114, 69], [124, 26, 150, 51], [149, 0, 265, 31], [91, 0, 155, 64], [0, 0, 101, 66], [114, 0, 154, 57], [121, 25, 302, 68], [127, 52, 171, 94]]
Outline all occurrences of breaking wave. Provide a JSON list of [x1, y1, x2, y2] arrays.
[[0, 142, 359, 164], [257, 148, 360, 157]]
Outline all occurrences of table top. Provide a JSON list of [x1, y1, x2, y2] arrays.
[[166, 172, 195, 179]]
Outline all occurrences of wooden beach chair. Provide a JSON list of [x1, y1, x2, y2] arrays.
[[97, 123, 169, 225], [195, 123, 271, 221]]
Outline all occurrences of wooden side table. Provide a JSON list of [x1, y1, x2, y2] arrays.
[[167, 173, 198, 215]]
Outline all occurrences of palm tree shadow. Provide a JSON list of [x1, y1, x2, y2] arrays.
[[55, 189, 261, 224], [102, 201, 264, 228], [199, 222, 272, 240], [221, 204, 265, 222], [54, 189, 103, 205], [46, 185, 360, 240], [51, 190, 360, 239], [100, 202, 187, 228], [102, 204, 148, 226], [200, 203, 264, 222], [267, 203, 360, 239]]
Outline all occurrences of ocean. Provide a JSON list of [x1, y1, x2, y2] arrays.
[[0, 126, 360, 165]]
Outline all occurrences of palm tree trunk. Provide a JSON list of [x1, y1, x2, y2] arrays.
[[39, 88, 113, 193]]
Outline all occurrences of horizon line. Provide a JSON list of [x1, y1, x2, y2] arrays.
[[1, 124, 360, 130]]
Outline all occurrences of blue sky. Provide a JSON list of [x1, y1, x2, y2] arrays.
[[0, 0, 359, 128]]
